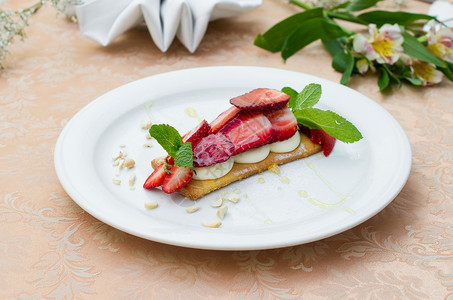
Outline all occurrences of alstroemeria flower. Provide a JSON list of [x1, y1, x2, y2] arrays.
[[411, 59, 444, 86], [353, 24, 404, 65], [426, 20, 453, 63]]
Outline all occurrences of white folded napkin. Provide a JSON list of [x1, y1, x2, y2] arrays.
[[428, 0, 453, 27], [75, 0, 262, 53]]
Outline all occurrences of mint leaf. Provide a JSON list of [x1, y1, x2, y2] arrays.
[[149, 124, 184, 157], [174, 142, 193, 169], [293, 108, 362, 143], [281, 87, 298, 108], [296, 83, 321, 109]]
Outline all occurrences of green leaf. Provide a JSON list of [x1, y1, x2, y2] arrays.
[[358, 11, 436, 26], [281, 87, 298, 108], [149, 124, 184, 158], [322, 38, 344, 57], [329, 1, 352, 11], [295, 84, 322, 109], [332, 50, 349, 72], [378, 67, 390, 91], [174, 142, 193, 169], [281, 18, 348, 60], [382, 65, 401, 86], [293, 108, 363, 143], [404, 77, 423, 85], [340, 51, 354, 85], [347, 0, 382, 12], [439, 61, 453, 82], [254, 8, 324, 53], [402, 32, 446, 68]]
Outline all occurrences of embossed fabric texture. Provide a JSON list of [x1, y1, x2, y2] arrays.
[[0, 0, 452, 299]]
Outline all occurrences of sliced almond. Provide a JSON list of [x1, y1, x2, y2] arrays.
[[268, 163, 280, 175], [144, 200, 158, 209], [281, 176, 290, 184], [129, 173, 136, 186], [258, 177, 265, 183], [145, 132, 152, 139], [210, 197, 223, 208], [202, 220, 222, 228], [141, 120, 153, 130], [143, 142, 153, 148], [225, 195, 240, 203], [216, 205, 228, 220], [124, 158, 135, 169], [185, 205, 200, 213], [112, 178, 121, 185]]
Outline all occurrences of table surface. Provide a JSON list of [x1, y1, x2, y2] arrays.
[[1, 0, 452, 298]]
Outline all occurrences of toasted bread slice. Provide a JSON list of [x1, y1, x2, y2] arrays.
[[151, 132, 321, 200]]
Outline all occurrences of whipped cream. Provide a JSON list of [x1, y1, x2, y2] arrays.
[[193, 157, 235, 180], [234, 145, 271, 164]]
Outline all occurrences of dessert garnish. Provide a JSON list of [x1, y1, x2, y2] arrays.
[[143, 84, 362, 197]]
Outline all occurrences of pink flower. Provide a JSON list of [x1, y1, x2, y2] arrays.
[[411, 59, 444, 86], [353, 24, 404, 65], [426, 20, 453, 63]]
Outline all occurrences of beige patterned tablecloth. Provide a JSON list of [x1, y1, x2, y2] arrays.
[[1, 0, 452, 298]]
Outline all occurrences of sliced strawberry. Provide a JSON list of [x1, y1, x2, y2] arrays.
[[309, 129, 336, 157], [209, 106, 241, 134], [182, 119, 210, 149], [165, 155, 174, 165], [264, 106, 298, 143], [219, 111, 274, 155], [143, 163, 168, 189], [230, 88, 290, 111], [193, 133, 235, 167], [162, 165, 193, 194]]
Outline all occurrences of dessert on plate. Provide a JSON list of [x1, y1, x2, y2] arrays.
[[143, 84, 362, 199]]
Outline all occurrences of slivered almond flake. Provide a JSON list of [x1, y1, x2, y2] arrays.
[[124, 158, 135, 169], [185, 205, 200, 213], [141, 120, 153, 130], [145, 132, 152, 139], [258, 177, 265, 183], [143, 142, 153, 148], [210, 198, 223, 208], [217, 205, 228, 220], [225, 194, 240, 203], [112, 178, 121, 185], [119, 144, 126, 148], [129, 173, 136, 186], [202, 220, 222, 228], [144, 201, 158, 209]]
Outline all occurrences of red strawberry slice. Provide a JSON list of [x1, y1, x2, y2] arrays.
[[220, 111, 274, 155], [143, 163, 168, 189], [182, 119, 210, 149], [162, 165, 193, 194], [193, 133, 235, 167], [264, 106, 298, 142], [230, 88, 290, 111], [309, 129, 336, 157], [209, 106, 241, 134]]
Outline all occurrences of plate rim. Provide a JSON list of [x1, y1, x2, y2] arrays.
[[54, 66, 412, 250]]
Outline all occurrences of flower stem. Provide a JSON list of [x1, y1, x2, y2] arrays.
[[289, 0, 313, 10]]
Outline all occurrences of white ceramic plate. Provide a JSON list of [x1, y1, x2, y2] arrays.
[[54, 66, 411, 250]]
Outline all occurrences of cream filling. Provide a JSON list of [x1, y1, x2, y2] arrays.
[[193, 132, 300, 180], [193, 157, 235, 180], [234, 145, 271, 164], [269, 132, 300, 153]]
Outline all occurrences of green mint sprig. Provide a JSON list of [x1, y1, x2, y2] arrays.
[[284, 84, 363, 143], [149, 124, 193, 169]]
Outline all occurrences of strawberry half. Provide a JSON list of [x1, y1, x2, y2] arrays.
[[264, 106, 298, 143], [220, 111, 274, 155], [182, 119, 210, 149], [209, 106, 241, 134], [193, 133, 235, 167], [230, 88, 290, 111], [143, 163, 168, 189], [162, 165, 193, 194], [309, 129, 336, 157]]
